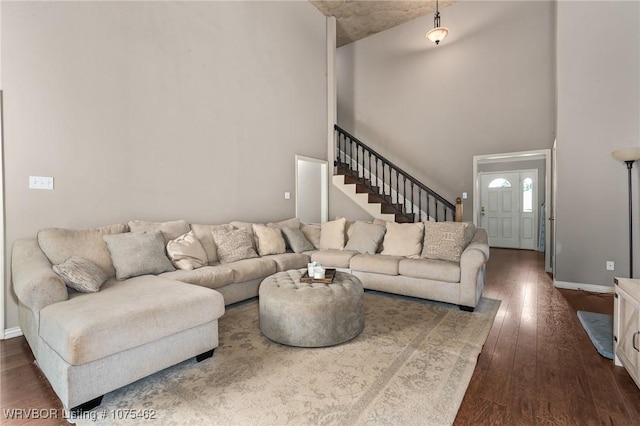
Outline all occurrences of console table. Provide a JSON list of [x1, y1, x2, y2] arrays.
[[614, 277, 640, 389]]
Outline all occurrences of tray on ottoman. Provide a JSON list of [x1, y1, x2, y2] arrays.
[[300, 268, 336, 284]]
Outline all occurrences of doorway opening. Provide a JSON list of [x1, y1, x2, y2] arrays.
[[473, 149, 552, 273]]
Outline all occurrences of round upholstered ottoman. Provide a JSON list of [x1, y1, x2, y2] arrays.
[[259, 269, 364, 347]]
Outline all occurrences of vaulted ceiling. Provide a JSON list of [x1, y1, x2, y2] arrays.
[[310, 0, 456, 47]]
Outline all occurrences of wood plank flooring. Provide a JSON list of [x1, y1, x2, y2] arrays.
[[1, 248, 639, 425], [454, 248, 640, 425]]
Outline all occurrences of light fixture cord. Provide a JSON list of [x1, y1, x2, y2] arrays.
[[434, 0, 441, 28]]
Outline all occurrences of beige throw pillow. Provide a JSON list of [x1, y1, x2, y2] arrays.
[[345, 221, 386, 255], [166, 231, 208, 270], [252, 224, 286, 256], [53, 256, 108, 293], [212, 229, 259, 264], [301, 223, 321, 249], [422, 221, 476, 262], [319, 218, 346, 250], [266, 217, 301, 230], [103, 231, 175, 280], [381, 222, 425, 258]]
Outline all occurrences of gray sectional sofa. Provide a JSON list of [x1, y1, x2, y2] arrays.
[[11, 217, 489, 412]]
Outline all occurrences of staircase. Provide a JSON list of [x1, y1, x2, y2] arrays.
[[333, 125, 460, 223]]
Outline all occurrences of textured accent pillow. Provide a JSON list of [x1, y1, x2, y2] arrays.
[[381, 222, 425, 258], [281, 227, 316, 253], [319, 218, 346, 250], [212, 229, 259, 264], [422, 221, 476, 262], [301, 223, 321, 249], [190, 223, 234, 264], [345, 221, 387, 255], [103, 231, 175, 280], [253, 224, 286, 256], [166, 230, 208, 270], [38, 223, 128, 277], [53, 256, 108, 293], [128, 219, 190, 245], [229, 221, 260, 249]]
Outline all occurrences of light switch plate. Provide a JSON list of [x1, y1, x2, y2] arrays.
[[29, 176, 54, 190], [284, 192, 291, 200]]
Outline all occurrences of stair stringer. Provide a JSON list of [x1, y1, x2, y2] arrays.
[[332, 175, 396, 222]]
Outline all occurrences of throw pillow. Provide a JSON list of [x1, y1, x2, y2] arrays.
[[128, 219, 190, 245], [319, 218, 346, 250], [190, 223, 234, 263], [281, 227, 316, 253], [38, 223, 128, 278], [344, 221, 386, 255], [229, 221, 260, 249], [52, 256, 108, 293], [212, 228, 259, 264], [252, 224, 287, 256], [301, 223, 321, 249], [103, 231, 175, 280], [422, 221, 476, 262], [166, 230, 208, 270], [381, 222, 425, 258]]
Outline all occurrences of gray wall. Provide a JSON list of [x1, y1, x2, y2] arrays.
[[556, 1, 640, 286], [331, 1, 556, 221], [2, 2, 327, 329]]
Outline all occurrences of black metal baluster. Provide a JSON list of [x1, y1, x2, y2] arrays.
[[418, 189, 422, 222], [435, 200, 440, 222]]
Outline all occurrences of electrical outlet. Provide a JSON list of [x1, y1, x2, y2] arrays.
[[606, 261, 615, 271]]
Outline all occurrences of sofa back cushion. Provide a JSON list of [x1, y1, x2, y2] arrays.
[[128, 219, 190, 245], [381, 222, 424, 258], [421, 221, 476, 262], [38, 223, 128, 277]]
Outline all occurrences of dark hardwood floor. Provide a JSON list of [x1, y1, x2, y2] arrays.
[[2, 248, 639, 424], [455, 248, 640, 425]]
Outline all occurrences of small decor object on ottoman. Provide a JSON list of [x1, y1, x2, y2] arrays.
[[259, 269, 364, 347]]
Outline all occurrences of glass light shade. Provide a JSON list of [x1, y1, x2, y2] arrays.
[[426, 26, 449, 45], [612, 147, 640, 162]]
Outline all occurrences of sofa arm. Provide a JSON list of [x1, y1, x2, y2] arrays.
[[458, 228, 490, 308], [12, 238, 68, 313]]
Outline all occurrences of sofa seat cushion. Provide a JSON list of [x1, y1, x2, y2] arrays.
[[399, 258, 460, 283], [262, 253, 311, 272], [226, 257, 276, 283], [160, 266, 234, 289], [39, 275, 224, 366], [311, 249, 358, 268], [350, 254, 402, 276]]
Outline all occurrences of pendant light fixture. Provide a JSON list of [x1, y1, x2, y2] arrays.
[[425, 0, 449, 45]]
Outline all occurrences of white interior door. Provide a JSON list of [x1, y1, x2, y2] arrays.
[[481, 172, 520, 248]]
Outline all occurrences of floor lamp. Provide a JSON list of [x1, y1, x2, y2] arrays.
[[612, 147, 640, 278]]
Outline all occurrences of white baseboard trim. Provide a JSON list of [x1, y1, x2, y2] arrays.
[[553, 280, 614, 294], [2, 327, 23, 340]]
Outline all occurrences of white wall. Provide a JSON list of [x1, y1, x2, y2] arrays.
[[2, 1, 327, 330], [556, 1, 640, 286], [331, 1, 556, 221]]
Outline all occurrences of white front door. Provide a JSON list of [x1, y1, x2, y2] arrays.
[[480, 170, 539, 250], [481, 172, 520, 248]]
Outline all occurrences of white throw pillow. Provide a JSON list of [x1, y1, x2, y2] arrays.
[[319, 218, 346, 250], [381, 222, 425, 258], [166, 230, 208, 270]]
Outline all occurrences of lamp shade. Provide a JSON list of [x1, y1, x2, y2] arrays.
[[426, 26, 449, 45], [612, 147, 640, 162]]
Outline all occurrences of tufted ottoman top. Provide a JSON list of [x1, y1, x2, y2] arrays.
[[259, 269, 364, 347]]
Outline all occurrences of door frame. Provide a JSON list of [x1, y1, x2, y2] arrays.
[[473, 148, 552, 272]]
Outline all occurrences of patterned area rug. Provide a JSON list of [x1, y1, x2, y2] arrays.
[[76, 291, 499, 426]]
